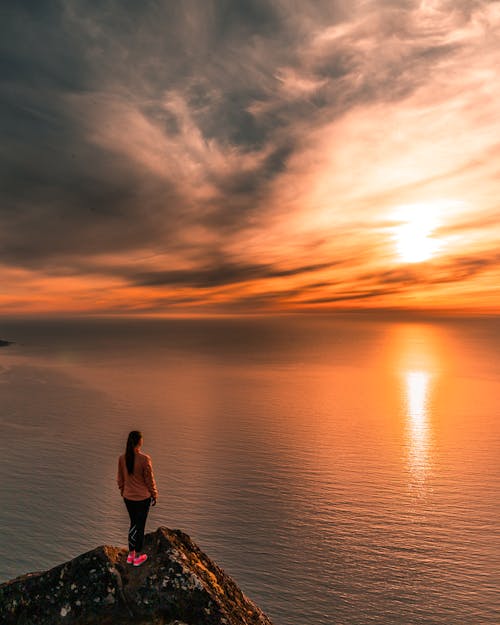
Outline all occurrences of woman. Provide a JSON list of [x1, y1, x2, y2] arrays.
[[117, 430, 158, 566]]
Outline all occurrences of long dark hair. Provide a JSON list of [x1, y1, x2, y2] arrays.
[[125, 430, 142, 475]]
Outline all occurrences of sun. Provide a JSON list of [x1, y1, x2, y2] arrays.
[[393, 203, 444, 263], [396, 220, 441, 263]]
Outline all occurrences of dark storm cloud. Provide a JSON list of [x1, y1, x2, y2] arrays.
[[1, 0, 296, 272]]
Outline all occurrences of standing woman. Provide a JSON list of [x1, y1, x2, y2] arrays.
[[117, 430, 159, 566]]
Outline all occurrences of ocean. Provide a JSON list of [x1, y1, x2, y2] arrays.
[[0, 315, 498, 624]]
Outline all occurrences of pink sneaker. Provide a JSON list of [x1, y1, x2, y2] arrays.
[[126, 550, 136, 564], [133, 553, 148, 567]]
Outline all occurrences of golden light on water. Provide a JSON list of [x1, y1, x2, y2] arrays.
[[393, 323, 440, 493], [406, 370, 430, 427], [404, 369, 432, 494]]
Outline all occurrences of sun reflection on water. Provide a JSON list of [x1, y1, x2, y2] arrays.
[[407, 370, 429, 426], [391, 324, 440, 495], [404, 368, 432, 494], [404, 364, 431, 496]]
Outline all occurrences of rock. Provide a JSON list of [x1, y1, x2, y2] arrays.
[[0, 339, 13, 347], [0, 527, 274, 625]]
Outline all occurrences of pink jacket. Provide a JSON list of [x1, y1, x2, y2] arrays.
[[117, 451, 158, 501]]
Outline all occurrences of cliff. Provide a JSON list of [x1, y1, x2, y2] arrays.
[[0, 527, 274, 625]]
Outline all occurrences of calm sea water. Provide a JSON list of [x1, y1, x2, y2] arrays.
[[0, 315, 498, 624]]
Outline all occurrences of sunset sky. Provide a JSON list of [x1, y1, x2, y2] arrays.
[[2, 1, 500, 315]]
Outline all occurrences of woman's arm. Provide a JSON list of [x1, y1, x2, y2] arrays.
[[143, 455, 159, 501], [117, 457, 124, 496]]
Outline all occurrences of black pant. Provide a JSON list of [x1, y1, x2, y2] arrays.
[[124, 497, 151, 552]]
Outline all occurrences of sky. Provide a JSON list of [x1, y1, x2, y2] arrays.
[[1, 0, 500, 315]]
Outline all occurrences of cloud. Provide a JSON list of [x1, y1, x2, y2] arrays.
[[131, 260, 341, 288], [1, 1, 500, 313]]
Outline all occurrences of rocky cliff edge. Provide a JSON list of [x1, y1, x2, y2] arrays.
[[0, 527, 274, 625]]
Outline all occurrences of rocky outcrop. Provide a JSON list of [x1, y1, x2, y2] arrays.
[[0, 527, 274, 625]]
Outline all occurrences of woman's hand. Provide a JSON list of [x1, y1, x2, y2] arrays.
[[151, 497, 157, 506]]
